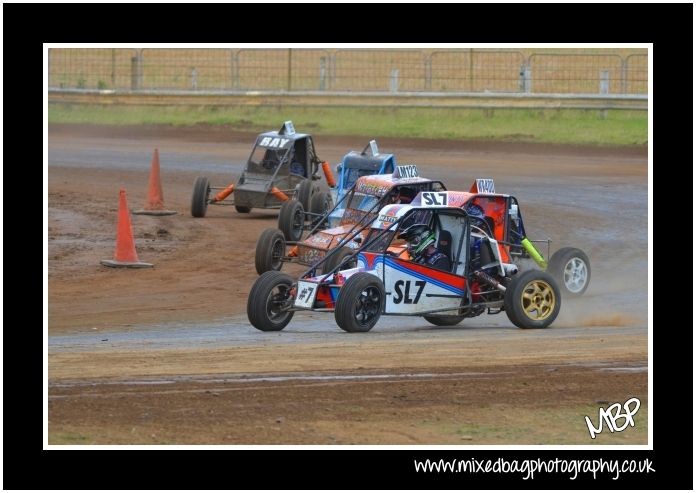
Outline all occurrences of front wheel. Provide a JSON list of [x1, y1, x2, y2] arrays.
[[334, 273, 385, 333], [191, 176, 210, 217], [322, 246, 357, 274], [255, 228, 286, 275], [235, 205, 252, 213], [504, 270, 561, 329], [247, 271, 295, 331], [278, 200, 305, 242], [547, 247, 591, 296]]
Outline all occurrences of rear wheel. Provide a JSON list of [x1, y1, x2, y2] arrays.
[[504, 270, 561, 329], [423, 314, 466, 326], [235, 205, 251, 213], [278, 200, 305, 242], [334, 273, 385, 333], [191, 176, 210, 217], [255, 228, 286, 275], [297, 179, 319, 211], [547, 247, 591, 296], [322, 246, 357, 274], [247, 271, 295, 331]]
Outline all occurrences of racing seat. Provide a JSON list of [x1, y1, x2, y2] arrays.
[[290, 161, 306, 177], [437, 230, 453, 270]]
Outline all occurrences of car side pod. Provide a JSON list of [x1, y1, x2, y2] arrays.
[[270, 187, 290, 202], [211, 183, 235, 202], [322, 161, 337, 187]]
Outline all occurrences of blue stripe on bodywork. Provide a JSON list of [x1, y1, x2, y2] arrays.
[[384, 257, 464, 295]]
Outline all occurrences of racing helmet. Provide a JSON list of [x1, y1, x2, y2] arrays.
[[464, 204, 493, 236], [465, 204, 486, 227], [465, 203, 485, 220], [398, 223, 436, 256]]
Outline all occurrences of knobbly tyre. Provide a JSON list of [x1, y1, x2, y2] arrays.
[[190, 121, 332, 217], [254, 165, 446, 275], [276, 139, 398, 242], [247, 193, 564, 333], [425, 179, 591, 297]]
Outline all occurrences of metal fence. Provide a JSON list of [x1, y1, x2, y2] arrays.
[[48, 48, 648, 95]]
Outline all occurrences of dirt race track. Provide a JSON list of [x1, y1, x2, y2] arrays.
[[47, 124, 649, 445]]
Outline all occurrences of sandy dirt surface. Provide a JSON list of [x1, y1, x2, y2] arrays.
[[47, 123, 649, 444], [50, 363, 647, 445]]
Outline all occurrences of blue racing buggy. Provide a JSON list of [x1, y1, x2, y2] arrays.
[[276, 140, 397, 242]]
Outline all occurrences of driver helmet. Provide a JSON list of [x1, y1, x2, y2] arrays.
[[398, 223, 436, 257], [465, 203, 487, 228]]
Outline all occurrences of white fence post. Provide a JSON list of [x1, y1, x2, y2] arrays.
[[390, 68, 399, 93]]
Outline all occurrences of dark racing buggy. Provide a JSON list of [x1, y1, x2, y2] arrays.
[[247, 195, 565, 332], [190, 121, 330, 217], [254, 166, 446, 275], [276, 139, 397, 242]]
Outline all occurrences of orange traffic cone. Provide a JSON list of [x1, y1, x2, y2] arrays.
[[133, 148, 177, 216], [101, 189, 153, 268]]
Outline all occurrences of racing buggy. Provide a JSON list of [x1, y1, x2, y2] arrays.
[[276, 139, 397, 241], [427, 179, 591, 297], [254, 165, 446, 275], [190, 121, 331, 217], [247, 194, 564, 332]]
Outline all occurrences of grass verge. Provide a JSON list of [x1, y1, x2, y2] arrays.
[[48, 104, 647, 146]]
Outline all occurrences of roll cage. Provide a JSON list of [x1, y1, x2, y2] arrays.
[[335, 140, 396, 196], [301, 205, 480, 281], [245, 124, 321, 181], [289, 178, 447, 250]]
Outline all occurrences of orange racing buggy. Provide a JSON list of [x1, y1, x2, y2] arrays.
[[253, 166, 446, 275], [428, 179, 591, 297]]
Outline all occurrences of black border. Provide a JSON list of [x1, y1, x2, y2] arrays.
[[21, 1, 693, 490]]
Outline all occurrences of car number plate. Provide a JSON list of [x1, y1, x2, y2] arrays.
[[294, 281, 318, 308]]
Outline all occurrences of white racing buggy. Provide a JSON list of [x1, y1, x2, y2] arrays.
[[247, 192, 564, 333]]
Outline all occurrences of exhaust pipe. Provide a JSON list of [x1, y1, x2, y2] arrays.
[[474, 270, 506, 292]]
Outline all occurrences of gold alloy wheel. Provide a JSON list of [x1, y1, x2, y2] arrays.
[[520, 279, 556, 321]]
